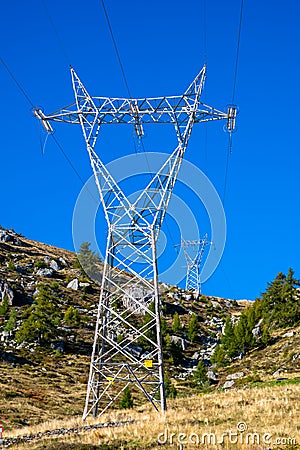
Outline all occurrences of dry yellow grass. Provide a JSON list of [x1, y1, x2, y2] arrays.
[[6, 382, 300, 449]]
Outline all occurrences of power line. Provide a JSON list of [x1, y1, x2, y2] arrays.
[[0, 55, 34, 108], [50, 133, 100, 205], [101, 0, 132, 99], [0, 54, 89, 190], [41, 0, 71, 65], [223, 0, 244, 202], [232, 0, 244, 104], [51, 134, 87, 186], [203, 0, 207, 65]]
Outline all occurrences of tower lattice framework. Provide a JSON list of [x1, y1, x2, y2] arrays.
[[34, 65, 236, 418], [181, 235, 212, 294]]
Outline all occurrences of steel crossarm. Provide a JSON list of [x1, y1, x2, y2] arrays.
[[36, 66, 233, 134], [41, 98, 227, 126]]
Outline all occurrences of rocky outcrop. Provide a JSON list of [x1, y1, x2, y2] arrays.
[[171, 335, 187, 350], [252, 318, 263, 337], [36, 268, 54, 278], [0, 230, 25, 246], [226, 371, 244, 380], [0, 280, 14, 305], [223, 380, 235, 389], [0, 230, 12, 243], [282, 330, 295, 338], [207, 370, 218, 382], [49, 260, 61, 271], [67, 278, 79, 290]]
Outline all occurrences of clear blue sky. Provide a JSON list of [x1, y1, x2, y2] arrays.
[[1, 0, 299, 300]]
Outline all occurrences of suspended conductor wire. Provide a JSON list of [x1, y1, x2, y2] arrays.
[[223, 0, 244, 202], [203, 0, 207, 65], [100, 0, 148, 160], [51, 134, 87, 186], [41, 0, 70, 65], [101, 0, 132, 99], [0, 55, 34, 108], [100, 0, 180, 256], [231, 0, 244, 104], [100, 0, 155, 175], [0, 54, 91, 194]]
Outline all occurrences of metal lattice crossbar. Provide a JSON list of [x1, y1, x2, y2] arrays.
[[34, 65, 236, 419]]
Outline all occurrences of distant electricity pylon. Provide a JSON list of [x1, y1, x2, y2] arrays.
[[179, 235, 212, 294], [34, 65, 236, 419]]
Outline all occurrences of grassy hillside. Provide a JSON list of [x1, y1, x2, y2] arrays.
[[4, 381, 300, 449], [0, 228, 300, 448]]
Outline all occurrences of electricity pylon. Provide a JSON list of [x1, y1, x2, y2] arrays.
[[34, 65, 236, 419], [180, 235, 212, 294]]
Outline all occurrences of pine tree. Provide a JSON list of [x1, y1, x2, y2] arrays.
[[172, 312, 181, 333], [163, 333, 183, 365], [5, 308, 17, 332], [77, 242, 101, 281], [64, 306, 80, 326], [261, 325, 272, 345], [281, 268, 300, 326], [0, 295, 9, 315], [15, 284, 61, 346], [119, 386, 134, 409], [164, 372, 177, 399], [187, 313, 198, 342], [211, 344, 227, 367], [160, 316, 167, 336], [260, 269, 300, 328], [193, 359, 208, 386], [234, 314, 253, 355], [222, 317, 238, 358]]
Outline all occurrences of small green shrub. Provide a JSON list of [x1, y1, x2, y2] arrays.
[[5, 308, 17, 332], [0, 295, 9, 315], [119, 386, 133, 409], [34, 260, 47, 269]]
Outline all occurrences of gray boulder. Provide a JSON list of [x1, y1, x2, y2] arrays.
[[50, 260, 61, 271], [282, 331, 295, 338], [0, 280, 14, 305], [207, 371, 218, 382], [252, 325, 261, 337], [36, 268, 54, 278], [0, 230, 11, 243], [67, 278, 79, 290], [59, 257, 68, 266], [171, 335, 187, 350], [252, 318, 263, 337], [226, 371, 244, 380]]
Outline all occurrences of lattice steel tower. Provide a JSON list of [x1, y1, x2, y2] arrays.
[[34, 65, 236, 418], [181, 235, 212, 294]]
